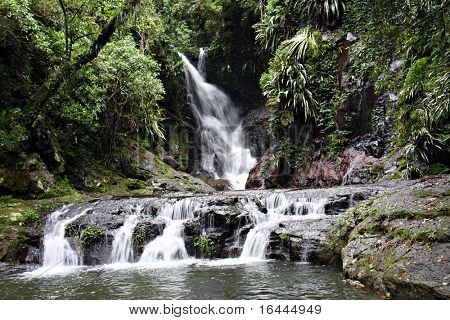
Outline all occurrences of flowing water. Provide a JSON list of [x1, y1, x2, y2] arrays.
[[138, 199, 197, 263], [42, 206, 90, 268], [240, 194, 326, 260], [109, 215, 139, 263], [180, 51, 257, 189]]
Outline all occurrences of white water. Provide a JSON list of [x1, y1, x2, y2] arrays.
[[198, 48, 206, 77], [179, 51, 257, 190], [138, 199, 197, 263], [109, 215, 139, 263], [42, 206, 89, 268], [239, 193, 326, 260]]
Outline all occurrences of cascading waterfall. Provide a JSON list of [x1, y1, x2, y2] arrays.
[[179, 51, 257, 190], [42, 206, 90, 268], [139, 199, 197, 263], [198, 48, 206, 78], [240, 193, 326, 260], [109, 215, 139, 263]]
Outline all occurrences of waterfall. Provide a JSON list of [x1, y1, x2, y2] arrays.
[[240, 193, 326, 260], [179, 51, 257, 190], [109, 215, 139, 263], [198, 48, 206, 78], [139, 199, 197, 263], [42, 206, 89, 268]]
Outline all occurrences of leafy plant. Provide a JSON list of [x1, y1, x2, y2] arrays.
[[80, 227, 104, 246], [194, 235, 216, 258], [280, 233, 290, 243]]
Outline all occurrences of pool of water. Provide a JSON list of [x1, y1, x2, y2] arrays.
[[0, 260, 378, 299]]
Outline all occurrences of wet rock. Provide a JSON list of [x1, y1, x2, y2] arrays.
[[245, 149, 279, 189], [346, 32, 358, 42], [268, 216, 340, 262], [25, 246, 40, 264], [242, 107, 271, 159], [81, 233, 114, 265], [295, 148, 377, 188], [390, 60, 404, 72], [202, 178, 232, 191]]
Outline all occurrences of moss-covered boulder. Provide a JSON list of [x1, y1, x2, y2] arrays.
[[327, 176, 450, 298]]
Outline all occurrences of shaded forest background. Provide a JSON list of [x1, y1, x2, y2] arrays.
[[0, 0, 448, 196]]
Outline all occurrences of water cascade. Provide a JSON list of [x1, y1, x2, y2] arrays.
[[138, 199, 197, 263], [42, 206, 90, 268], [109, 215, 139, 263], [179, 51, 257, 190], [240, 193, 326, 260]]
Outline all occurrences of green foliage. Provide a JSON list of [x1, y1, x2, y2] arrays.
[[194, 235, 216, 258], [279, 232, 290, 243], [261, 48, 317, 132], [297, 0, 346, 25], [19, 209, 39, 224], [80, 227, 104, 246], [0, 109, 28, 153], [64, 223, 79, 238], [132, 228, 146, 248], [327, 130, 350, 158], [343, 0, 449, 167], [38, 179, 76, 199]]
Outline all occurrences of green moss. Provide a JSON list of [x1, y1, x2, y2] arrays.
[[19, 209, 39, 224], [388, 171, 402, 180], [194, 235, 216, 258], [38, 178, 77, 199], [412, 189, 442, 198], [132, 228, 146, 248], [64, 223, 79, 238], [279, 233, 290, 244], [370, 162, 385, 180], [387, 227, 446, 244], [80, 227, 104, 246], [225, 216, 231, 226]]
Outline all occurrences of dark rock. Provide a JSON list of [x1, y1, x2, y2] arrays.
[[0, 153, 54, 194], [242, 107, 271, 159], [335, 83, 378, 136]]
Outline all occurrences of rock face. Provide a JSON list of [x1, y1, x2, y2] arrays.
[[294, 148, 377, 188], [0, 153, 54, 194], [245, 148, 280, 189], [327, 176, 450, 299]]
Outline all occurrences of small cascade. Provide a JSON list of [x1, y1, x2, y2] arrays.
[[301, 240, 313, 262], [139, 199, 197, 263], [179, 51, 257, 190], [265, 193, 289, 215], [198, 48, 206, 78], [109, 215, 139, 263], [240, 193, 326, 260], [42, 206, 90, 268]]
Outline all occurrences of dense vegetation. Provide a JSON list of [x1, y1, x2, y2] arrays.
[[0, 0, 448, 196], [255, 0, 448, 177]]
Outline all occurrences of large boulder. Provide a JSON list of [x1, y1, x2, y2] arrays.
[[327, 176, 450, 298], [0, 153, 54, 194]]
